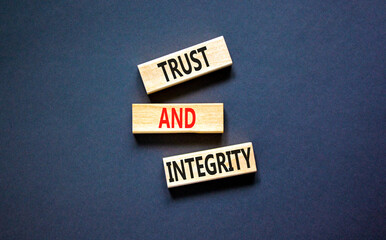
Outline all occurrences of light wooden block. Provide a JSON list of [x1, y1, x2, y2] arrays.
[[138, 36, 232, 94], [163, 142, 257, 188], [132, 103, 223, 134]]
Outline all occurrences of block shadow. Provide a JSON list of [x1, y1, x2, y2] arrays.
[[134, 133, 223, 146], [139, 66, 233, 102], [169, 171, 259, 199]]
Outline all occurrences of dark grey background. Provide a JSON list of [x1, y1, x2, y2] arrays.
[[1, 1, 385, 239]]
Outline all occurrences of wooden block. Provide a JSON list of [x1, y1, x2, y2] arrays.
[[163, 142, 257, 188], [138, 36, 232, 94], [132, 103, 223, 134]]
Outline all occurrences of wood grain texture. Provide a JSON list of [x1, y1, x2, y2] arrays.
[[138, 36, 232, 94], [132, 103, 223, 134], [163, 142, 257, 188]]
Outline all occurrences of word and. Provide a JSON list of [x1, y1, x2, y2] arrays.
[[132, 103, 223, 134], [159, 108, 196, 128]]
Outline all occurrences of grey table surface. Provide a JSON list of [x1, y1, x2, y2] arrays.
[[1, 1, 385, 239]]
